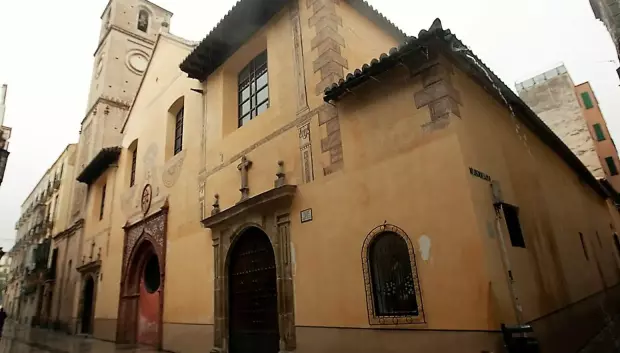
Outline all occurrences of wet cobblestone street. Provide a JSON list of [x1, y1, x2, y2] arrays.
[[0, 322, 161, 353]]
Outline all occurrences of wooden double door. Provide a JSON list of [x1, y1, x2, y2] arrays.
[[228, 228, 279, 353]]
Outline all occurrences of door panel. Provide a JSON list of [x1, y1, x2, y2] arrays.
[[229, 229, 279, 353]]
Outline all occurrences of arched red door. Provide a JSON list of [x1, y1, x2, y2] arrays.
[[138, 252, 161, 346], [118, 240, 162, 347]]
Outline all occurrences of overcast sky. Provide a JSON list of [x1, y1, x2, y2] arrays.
[[0, 0, 617, 250]]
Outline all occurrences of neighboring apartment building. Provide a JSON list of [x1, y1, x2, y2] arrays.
[[0, 84, 12, 186], [5, 144, 76, 326], [590, 0, 620, 60], [575, 82, 620, 191], [20, 1, 620, 353], [0, 256, 12, 305], [516, 65, 620, 191]]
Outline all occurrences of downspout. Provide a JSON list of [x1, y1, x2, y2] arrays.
[[493, 202, 524, 324], [106, 164, 119, 258]]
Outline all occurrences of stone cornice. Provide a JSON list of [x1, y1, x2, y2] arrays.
[[94, 25, 155, 57], [201, 185, 296, 229], [82, 96, 131, 125], [53, 218, 84, 240], [76, 260, 101, 275]]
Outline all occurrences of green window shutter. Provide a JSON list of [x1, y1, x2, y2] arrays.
[[594, 123, 606, 141], [606, 157, 619, 176], [581, 92, 594, 109]]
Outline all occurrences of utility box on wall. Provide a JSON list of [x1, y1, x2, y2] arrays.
[[501, 324, 540, 353]]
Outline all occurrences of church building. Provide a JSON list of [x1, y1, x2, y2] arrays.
[[30, 0, 620, 352]]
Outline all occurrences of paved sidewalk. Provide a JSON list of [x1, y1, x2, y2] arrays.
[[0, 323, 160, 353]]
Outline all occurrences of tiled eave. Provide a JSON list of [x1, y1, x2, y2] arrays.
[[179, 0, 407, 81], [76, 147, 121, 185], [179, 0, 290, 81], [323, 18, 610, 200]]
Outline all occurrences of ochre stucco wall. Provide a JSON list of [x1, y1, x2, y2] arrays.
[[92, 35, 210, 343], [78, 0, 620, 352], [453, 62, 620, 351]]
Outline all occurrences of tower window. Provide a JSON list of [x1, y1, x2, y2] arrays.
[[138, 10, 149, 33], [99, 184, 106, 221], [130, 145, 138, 187], [174, 108, 184, 155], [238, 51, 269, 127]]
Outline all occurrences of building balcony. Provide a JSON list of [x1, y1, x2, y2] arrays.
[[44, 219, 54, 231]]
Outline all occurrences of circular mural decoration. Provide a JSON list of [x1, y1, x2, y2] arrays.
[[141, 184, 153, 215], [143, 254, 161, 294], [126, 50, 149, 75]]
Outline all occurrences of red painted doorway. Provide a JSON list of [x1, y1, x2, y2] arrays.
[[118, 240, 163, 348]]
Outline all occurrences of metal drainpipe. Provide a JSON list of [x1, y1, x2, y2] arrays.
[[494, 203, 524, 324]]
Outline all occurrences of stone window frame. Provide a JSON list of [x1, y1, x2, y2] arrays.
[[361, 223, 425, 325]]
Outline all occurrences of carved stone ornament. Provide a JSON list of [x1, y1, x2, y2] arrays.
[[141, 184, 153, 215], [162, 150, 186, 188]]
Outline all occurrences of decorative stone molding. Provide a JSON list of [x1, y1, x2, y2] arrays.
[[198, 180, 206, 220], [275, 161, 286, 188], [117, 203, 168, 348], [307, 0, 348, 96], [318, 104, 343, 175], [162, 150, 186, 188], [289, 1, 309, 114], [298, 122, 315, 183], [211, 194, 221, 216], [199, 106, 324, 182], [125, 49, 150, 76]]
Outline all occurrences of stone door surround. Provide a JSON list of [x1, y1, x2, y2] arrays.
[[202, 185, 297, 353]]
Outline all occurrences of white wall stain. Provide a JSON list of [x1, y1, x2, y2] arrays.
[[418, 235, 431, 262]]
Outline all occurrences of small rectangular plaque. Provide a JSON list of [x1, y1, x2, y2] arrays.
[[301, 208, 313, 223], [469, 167, 491, 182]]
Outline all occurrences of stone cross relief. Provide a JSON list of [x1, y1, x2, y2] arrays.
[[237, 156, 252, 202]]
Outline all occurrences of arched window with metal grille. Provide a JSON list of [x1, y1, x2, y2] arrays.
[[362, 224, 424, 325]]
